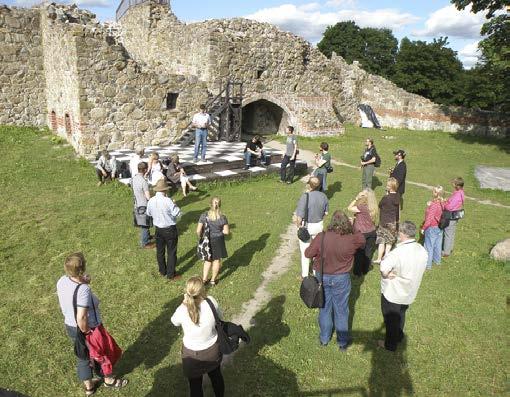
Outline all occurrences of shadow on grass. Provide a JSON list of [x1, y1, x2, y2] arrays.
[[220, 233, 270, 281], [326, 181, 342, 199], [144, 295, 297, 397], [448, 130, 510, 154], [116, 296, 182, 378], [177, 209, 205, 235], [372, 175, 383, 191], [348, 274, 365, 332], [0, 389, 30, 397]]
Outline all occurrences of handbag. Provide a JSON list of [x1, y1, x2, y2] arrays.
[[297, 193, 311, 242], [326, 165, 334, 173], [300, 232, 325, 309], [197, 216, 212, 261], [72, 284, 90, 361], [132, 180, 153, 228], [205, 298, 250, 355]]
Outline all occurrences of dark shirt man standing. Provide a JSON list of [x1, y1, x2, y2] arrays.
[[360, 138, 377, 190], [390, 149, 407, 209]]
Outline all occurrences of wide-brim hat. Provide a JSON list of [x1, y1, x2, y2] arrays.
[[153, 179, 170, 192]]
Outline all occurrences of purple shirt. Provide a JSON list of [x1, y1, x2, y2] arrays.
[[444, 189, 465, 211]]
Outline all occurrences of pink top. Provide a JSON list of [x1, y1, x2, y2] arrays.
[[444, 189, 465, 211], [422, 201, 443, 230], [353, 204, 376, 234]]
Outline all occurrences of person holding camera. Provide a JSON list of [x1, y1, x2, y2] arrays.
[[312, 142, 332, 192]]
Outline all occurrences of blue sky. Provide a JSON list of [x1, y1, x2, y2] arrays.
[[4, 0, 492, 68]]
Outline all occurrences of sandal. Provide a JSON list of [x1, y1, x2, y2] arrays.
[[104, 378, 129, 389], [209, 280, 217, 286], [85, 379, 100, 396], [203, 279, 211, 285]]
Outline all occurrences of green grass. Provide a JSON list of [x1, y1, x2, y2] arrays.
[[0, 125, 508, 396], [283, 124, 510, 206]]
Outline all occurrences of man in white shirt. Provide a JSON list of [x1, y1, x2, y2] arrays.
[[191, 104, 212, 162], [146, 179, 182, 280], [129, 146, 145, 180], [379, 221, 427, 351]]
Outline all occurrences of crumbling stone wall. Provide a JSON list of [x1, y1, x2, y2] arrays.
[[0, 6, 46, 127], [37, 4, 210, 156]]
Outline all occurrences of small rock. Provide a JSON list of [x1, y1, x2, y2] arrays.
[[490, 238, 510, 262]]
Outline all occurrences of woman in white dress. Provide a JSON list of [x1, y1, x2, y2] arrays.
[[146, 152, 165, 186]]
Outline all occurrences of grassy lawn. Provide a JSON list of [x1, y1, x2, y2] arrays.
[[0, 125, 508, 396], [287, 124, 510, 206]]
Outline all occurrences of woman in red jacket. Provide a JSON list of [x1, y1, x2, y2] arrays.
[[421, 186, 444, 269]]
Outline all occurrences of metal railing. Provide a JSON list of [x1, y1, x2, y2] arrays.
[[116, 0, 169, 21]]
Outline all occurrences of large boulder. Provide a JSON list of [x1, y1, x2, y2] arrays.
[[490, 238, 510, 262]]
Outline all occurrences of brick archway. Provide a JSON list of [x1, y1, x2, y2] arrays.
[[242, 94, 298, 136]]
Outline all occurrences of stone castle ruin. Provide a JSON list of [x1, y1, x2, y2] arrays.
[[0, 0, 507, 157]]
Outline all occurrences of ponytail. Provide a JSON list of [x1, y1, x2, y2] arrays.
[[207, 197, 222, 222], [183, 277, 206, 324]]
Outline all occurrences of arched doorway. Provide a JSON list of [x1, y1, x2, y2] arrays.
[[50, 111, 57, 132], [242, 99, 290, 137], [64, 113, 72, 137]]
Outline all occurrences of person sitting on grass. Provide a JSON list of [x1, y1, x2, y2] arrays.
[[95, 150, 117, 186], [167, 155, 197, 197], [243, 135, 265, 170], [197, 197, 229, 286], [56, 253, 128, 396], [374, 178, 400, 264]]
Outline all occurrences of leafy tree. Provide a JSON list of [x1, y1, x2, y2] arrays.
[[318, 21, 398, 78], [451, 0, 505, 18], [392, 37, 464, 105]]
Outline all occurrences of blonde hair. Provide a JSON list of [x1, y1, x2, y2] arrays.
[[170, 154, 179, 163], [432, 185, 444, 201], [183, 277, 207, 325], [150, 152, 159, 162], [356, 189, 379, 223], [207, 197, 223, 222], [64, 252, 86, 278], [387, 177, 399, 193]]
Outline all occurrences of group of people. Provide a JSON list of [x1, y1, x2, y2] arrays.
[[294, 137, 465, 353], [62, 123, 466, 397]]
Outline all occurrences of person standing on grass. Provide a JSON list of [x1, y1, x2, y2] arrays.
[[56, 253, 128, 396], [421, 186, 444, 269], [146, 179, 182, 281], [312, 142, 332, 192], [390, 149, 407, 210], [348, 189, 379, 275], [196, 197, 229, 286], [360, 138, 378, 190], [280, 126, 298, 184], [378, 221, 427, 352], [294, 177, 329, 278], [305, 211, 365, 351], [132, 161, 155, 249], [442, 177, 465, 257], [191, 104, 212, 163], [374, 178, 400, 264], [95, 150, 117, 187], [171, 277, 225, 397]]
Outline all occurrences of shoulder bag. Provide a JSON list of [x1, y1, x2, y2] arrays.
[[197, 215, 212, 261], [300, 232, 325, 309], [205, 298, 250, 355], [297, 193, 311, 242], [132, 178, 153, 228], [72, 284, 90, 361]]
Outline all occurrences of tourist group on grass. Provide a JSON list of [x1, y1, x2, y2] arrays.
[[61, 106, 466, 396]]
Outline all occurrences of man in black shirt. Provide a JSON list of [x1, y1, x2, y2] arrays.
[[244, 135, 265, 170], [360, 138, 378, 189], [390, 149, 407, 209]]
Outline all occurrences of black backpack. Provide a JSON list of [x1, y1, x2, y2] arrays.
[[374, 152, 382, 168]]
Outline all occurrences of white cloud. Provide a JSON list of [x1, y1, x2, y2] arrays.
[[325, 0, 357, 8], [246, 3, 419, 43], [458, 40, 481, 69], [412, 5, 486, 39]]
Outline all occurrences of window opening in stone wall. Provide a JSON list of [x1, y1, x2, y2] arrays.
[[256, 69, 265, 79], [64, 113, 72, 136], [50, 111, 57, 132], [166, 93, 179, 110]]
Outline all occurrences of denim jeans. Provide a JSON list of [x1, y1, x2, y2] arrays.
[[194, 129, 208, 160], [424, 226, 442, 268], [314, 169, 327, 192], [317, 272, 351, 347], [280, 155, 296, 182], [244, 150, 265, 166], [65, 325, 102, 381], [140, 226, 150, 247]]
